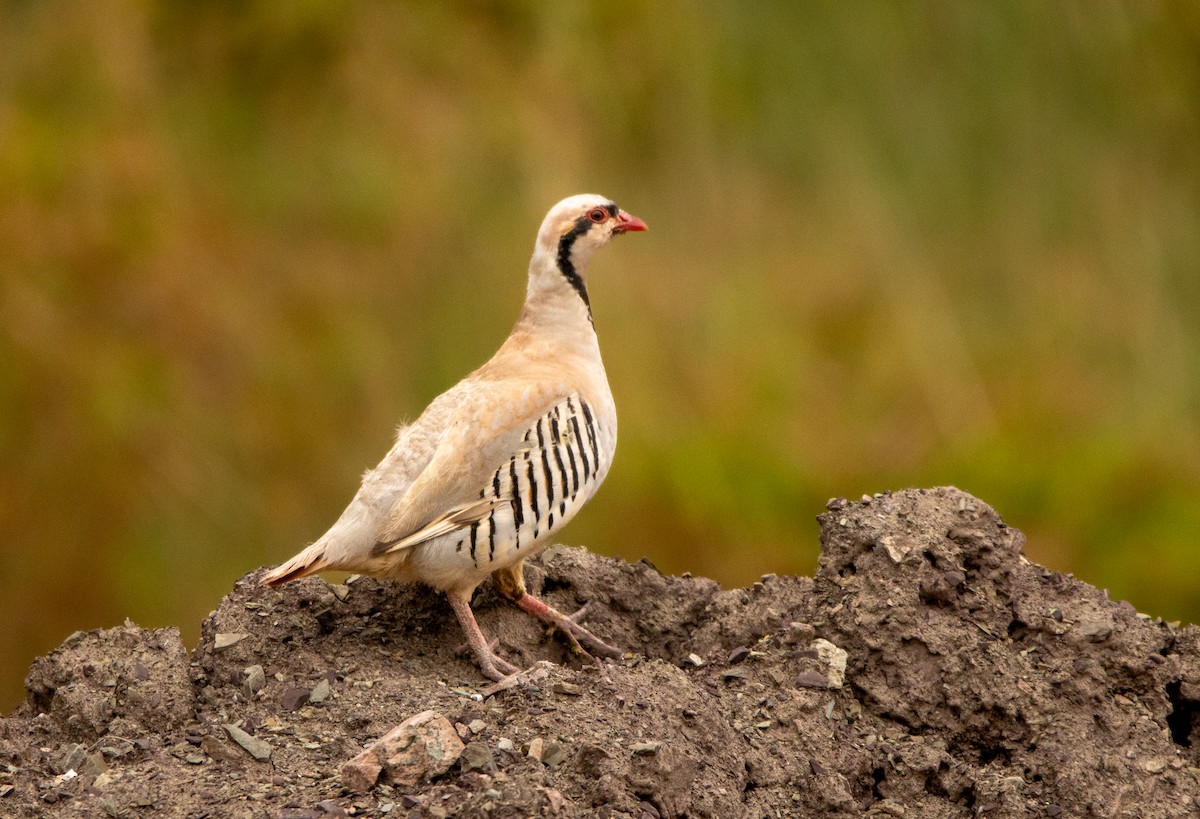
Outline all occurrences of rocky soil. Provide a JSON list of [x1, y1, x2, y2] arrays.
[[2, 487, 1199, 818]]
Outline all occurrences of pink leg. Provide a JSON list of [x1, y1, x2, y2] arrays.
[[447, 593, 519, 681], [512, 593, 624, 660]]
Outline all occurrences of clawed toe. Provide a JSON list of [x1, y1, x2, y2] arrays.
[[478, 652, 521, 681], [514, 593, 624, 661]]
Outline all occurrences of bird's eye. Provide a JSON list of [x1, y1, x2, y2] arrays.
[[587, 208, 608, 224]]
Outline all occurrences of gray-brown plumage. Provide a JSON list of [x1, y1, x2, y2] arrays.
[[262, 194, 647, 679]]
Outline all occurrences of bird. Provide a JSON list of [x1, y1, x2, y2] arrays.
[[262, 194, 647, 680]]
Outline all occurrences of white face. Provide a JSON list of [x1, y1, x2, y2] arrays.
[[527, 194, 646, 308], [536, 194, 621, 257]]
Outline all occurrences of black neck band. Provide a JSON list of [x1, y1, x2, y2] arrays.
[[555, 217, 593, 312]]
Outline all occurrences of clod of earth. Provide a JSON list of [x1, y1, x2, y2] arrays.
[[3, 487, 1200, 817]]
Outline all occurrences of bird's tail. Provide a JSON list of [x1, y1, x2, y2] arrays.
[[261, 544, 330, 587]]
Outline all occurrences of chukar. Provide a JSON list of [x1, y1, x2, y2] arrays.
[[262, 194, 647, 680]]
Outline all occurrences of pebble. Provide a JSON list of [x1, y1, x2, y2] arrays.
[[57, 743, 107, 779], [459, 742, 497, 773], [629, 741, 661, 755], [214, 633, 250, 652], [310, 678, 332, 704], [468, 719, 487, 734], [340, 711, 464, 792], [242, 665, 266, 697], [541, 742, 565, 768], [497, 738, 515, 752], [281, 687, 311, 711], [685, 654, 705, 667], [224, 724, 272, 761], [201, 736, 242, 762]]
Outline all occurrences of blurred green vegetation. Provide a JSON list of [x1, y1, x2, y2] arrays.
[[2, 3, 1199, 711]]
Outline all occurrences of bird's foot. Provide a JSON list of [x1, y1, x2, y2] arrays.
[[514, 593, 624, 660], [446, 593, 520, 681], [456, 637, 519, 680], [476, 649, 521, 682], [455, 636, 500, 658]]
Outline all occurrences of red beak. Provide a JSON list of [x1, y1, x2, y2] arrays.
[[614, 210, 648, 234]]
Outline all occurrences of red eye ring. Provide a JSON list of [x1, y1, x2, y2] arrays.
[[587, 207, 608, 224]]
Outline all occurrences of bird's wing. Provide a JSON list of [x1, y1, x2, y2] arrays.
[[373, 495, 509, 554], [371, 387, 600, 556]]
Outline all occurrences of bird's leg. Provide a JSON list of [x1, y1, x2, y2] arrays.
[[453, 636, 500, 658], [446, 592, 519, 681], [492, 564, 624, 660]]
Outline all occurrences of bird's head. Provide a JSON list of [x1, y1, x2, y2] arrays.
[[532, 194, 647, 309]]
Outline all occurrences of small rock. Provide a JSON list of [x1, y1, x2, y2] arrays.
[[57, 743, 108, 779], [1143, 758, 1168, 774], [793, 638, 848, 689], [879, 535, 920, 563], [310, 678, 332, 704], [785, 622, 816, 644], [551, 681, 582, 696], [813, 639, 848, 688], [242, 665, 266, 698], [527, 737, 545, 762], [497, 738, 515, 752], [281, 687, 311, 711], [543, 787, 567, 813], [1078, 616, 1114, 642], [467, 719, 487, 734], [630, 741, 661, 755], [0, 784, 14, 797], [541, 742, 565, 768], [684, 653, 705, 667], [728, 646, 751, 665], [459, 742, 496, 773], [340, 710, 464, 792], [223, 724, 272, 761], [330, 584, 350, 602], [341, 754, 384, 793], [201, 735, 242, 762], [214, 633, 250, 652]]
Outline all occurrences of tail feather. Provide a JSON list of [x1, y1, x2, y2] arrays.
[[262, 547, 329, 587]]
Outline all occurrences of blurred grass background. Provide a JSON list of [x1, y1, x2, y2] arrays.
[[2, 2, 1199, 711]]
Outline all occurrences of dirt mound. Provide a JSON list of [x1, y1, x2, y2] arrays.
[[3, 487, 1199, 817]]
